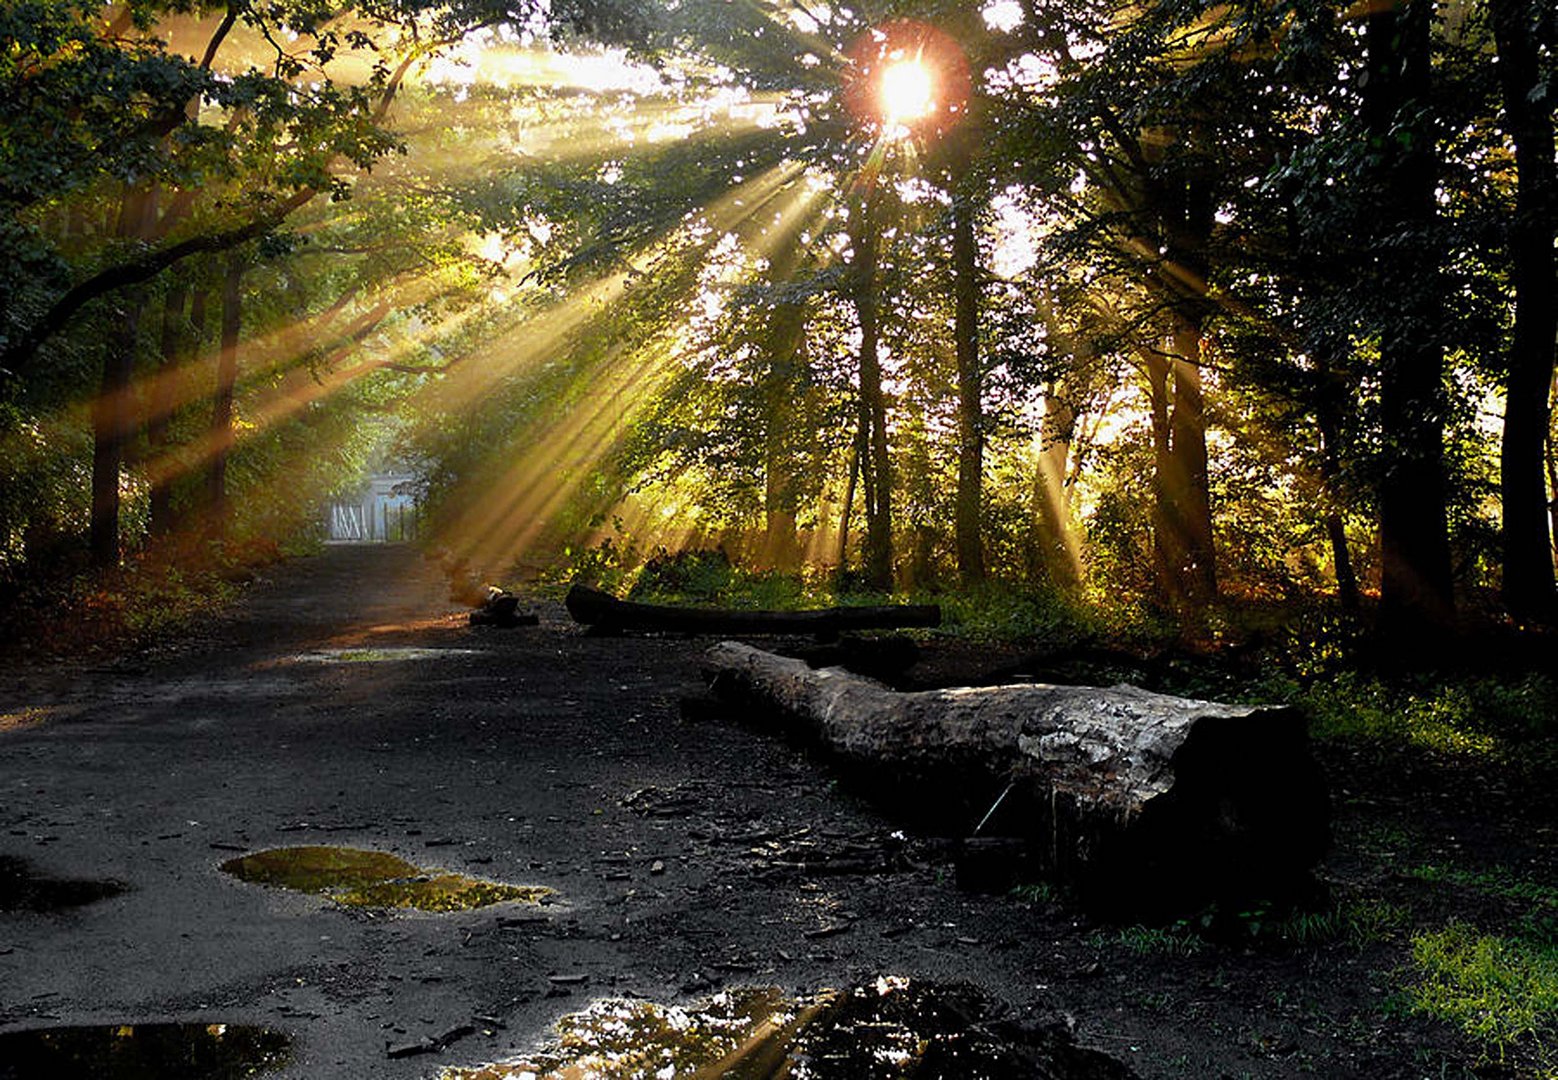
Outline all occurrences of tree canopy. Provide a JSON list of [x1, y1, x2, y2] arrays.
[[2, 0, 1555, 657]]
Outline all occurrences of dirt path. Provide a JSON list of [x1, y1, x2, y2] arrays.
[[0, 544, 1519, 1078], [0, 545, 1068, 1076]]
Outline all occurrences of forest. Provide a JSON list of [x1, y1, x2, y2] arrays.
[[1, 1, 1557, 1075], [1, 0, 1553, 653]]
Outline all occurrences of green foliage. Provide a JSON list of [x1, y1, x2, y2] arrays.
[[1407, 924, 1558, 1057], [1255, 670, 1558, 757], [931, 579, 1103, 647], [1406, 865, 1558, 913], [1091, 924, 1206, 958]]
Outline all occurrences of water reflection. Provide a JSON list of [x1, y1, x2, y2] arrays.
[[442, 979, 1134, 1079], [0, 1022, 290, 1079], [220, 846, 550, 913]]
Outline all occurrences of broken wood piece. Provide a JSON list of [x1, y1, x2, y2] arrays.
[[565, 584, 939, 638], [469, 587, 539, 628], [702, 641, 1328, 917]]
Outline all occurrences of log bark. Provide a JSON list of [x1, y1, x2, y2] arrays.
[[703, 641, 1327, 916], [565, 585, 939, 638]]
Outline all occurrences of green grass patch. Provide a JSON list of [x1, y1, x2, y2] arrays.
[[1091, 925, 1206, 957], [1007, 881, 1058, 905], [1247, 670, 1558, 758], [1407, 864, 1558, 910], [1407, 923, 1558, 1055]]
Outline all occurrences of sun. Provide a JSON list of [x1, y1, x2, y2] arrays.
[[878, 58, 935, 126]]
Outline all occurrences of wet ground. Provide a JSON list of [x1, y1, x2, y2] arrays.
[[0, 544, 1546, 1077]]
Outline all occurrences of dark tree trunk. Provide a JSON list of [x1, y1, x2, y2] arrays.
[[88, 187, 155, 568], [850, 192, 893, 590], [89, 297, 144, 568], [1548, 376, 1558, 569], [206, 255, 243, 537], [1366, 0, 1455, 641], [951, 191, 985, 585], [1315, 363, 1360, 611], [1142, 160, 1217, 613], [147, 279, 189, 537], [1491, 0, 1558, 624]]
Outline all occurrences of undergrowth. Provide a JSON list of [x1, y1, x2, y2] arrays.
[[0, 535, 287, 659], [1406, 923, 1558, 1062]]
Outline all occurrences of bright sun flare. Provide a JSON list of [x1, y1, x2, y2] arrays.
[[879, 58, 935, 125]]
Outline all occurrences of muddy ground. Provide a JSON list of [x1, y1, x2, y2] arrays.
[[0, 543, 1551, 1078]]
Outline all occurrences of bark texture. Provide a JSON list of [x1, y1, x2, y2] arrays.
[[206, 255, 243, 535], [1366, 0, 1455, 640], [1492, 0, 1558, 623], [704, 642, 1327, 915]]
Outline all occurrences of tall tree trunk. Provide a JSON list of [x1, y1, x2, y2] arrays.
[[1491, 0, 1558, 624], [760, 226, 811, 573], [89, 296, 144, 568], [1033, 389, 1080, 590], [1168, 318, 1215, 604], [1547, 380, 1558, 568], [836, 421, 863, 573], [1144, 348, 1185, 607], [88, 187, 155, 568], [206, 255, 243, 538], [1367, 0, 1456, 640], [1141, 155, 1217, 613], [952, 191, 985, 585], [850, 191, 893, 590], [1315, 362, 1360, 611], [147, 279, 188, 538]]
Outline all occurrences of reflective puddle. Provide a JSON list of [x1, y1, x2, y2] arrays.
[[0, 1022, 290, 1079], [219, 846, 551, 912], [441, 979, 1133, 1079], [290, 647, 482, 664], [0, 855, 126, 913]]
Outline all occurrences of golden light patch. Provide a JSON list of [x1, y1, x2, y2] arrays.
[[0, 705, 61, 733]]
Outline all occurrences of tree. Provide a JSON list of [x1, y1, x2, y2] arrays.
[[1491, 0, 1558, 624]]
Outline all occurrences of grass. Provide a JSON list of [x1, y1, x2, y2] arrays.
[[1239, 667, 1558, 763], [1407, 923, 1558, 1058], [1407, 865, 1558, 911], [1090, 924, 1207, 957]]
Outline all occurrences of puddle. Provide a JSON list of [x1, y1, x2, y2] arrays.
[[0, 1022, 290, 1079], [442, 979, 1134, 1079], [0, 856, 126, 913], [289, 647, 482, 664], [219, 846, 551, 912]]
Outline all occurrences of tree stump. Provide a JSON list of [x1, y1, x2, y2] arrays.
[[703, 641, 1328, 916]]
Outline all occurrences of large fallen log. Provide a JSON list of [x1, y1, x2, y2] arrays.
[[704, 641, 1328, 916], [565, 584, 940, 638]]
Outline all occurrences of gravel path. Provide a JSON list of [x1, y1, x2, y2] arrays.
[[0, 544, 1100, 1078]]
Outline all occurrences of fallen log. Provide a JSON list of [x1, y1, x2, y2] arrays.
[[565, 584, 940, 638], [703, 641, 1328, 916]]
